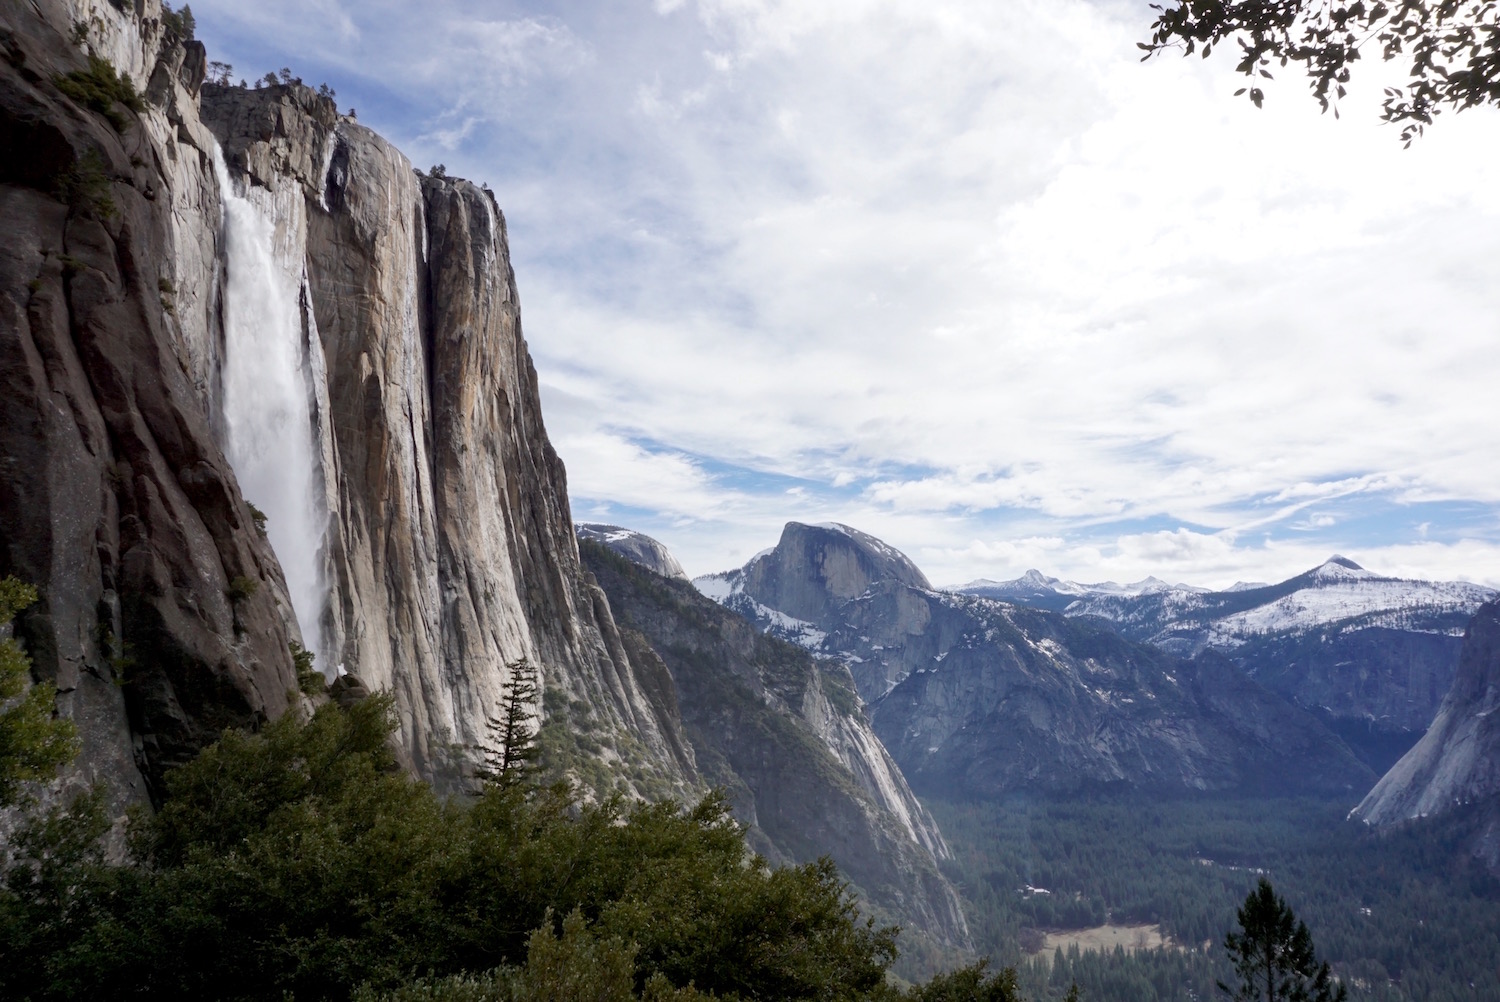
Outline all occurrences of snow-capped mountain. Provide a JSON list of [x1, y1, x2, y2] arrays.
[[576, 523, 689, 581], [1066, 555, 1492, 655], [987, 555, 1495, 769], [952, 570, 1205, 612]]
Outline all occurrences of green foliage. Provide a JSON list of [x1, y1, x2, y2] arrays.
[[1220, 878, 1346, 1002], [0, 578, 78, 808], [226, 575, 259, 603], [0, 697, 902, 1001], [245, 501, 268, 534], [55, 55, 142, 131], [476, 659, 540, 789], [290, 640, 324, 696], [904, 959, 1021, 1002], [930, 796, 1500, 1001], [160, 3, 195, 43], [1141, 1, 1500, 143], [357, 908, 711, 1001], [57, 149, 115, 219]]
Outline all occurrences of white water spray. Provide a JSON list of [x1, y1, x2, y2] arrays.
[[213, 148, 328, 668]]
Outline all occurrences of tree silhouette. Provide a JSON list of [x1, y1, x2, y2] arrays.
[[1219, 878, 1346, 1002], [1141, 2, 1500, 143], [477, 658, 541, 788]]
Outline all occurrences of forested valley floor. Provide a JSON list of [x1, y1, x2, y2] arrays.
[[927, 795, 1500, 1001]]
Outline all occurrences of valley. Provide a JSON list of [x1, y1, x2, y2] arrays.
[[929, 795, 1500, 1002]]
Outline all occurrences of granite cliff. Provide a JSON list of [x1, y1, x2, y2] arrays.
[[1353, 601, 1500, 870], [0, 0, 692, 805]]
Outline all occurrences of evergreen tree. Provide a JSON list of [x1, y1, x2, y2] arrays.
[[477, 658, 541, 788], [0, 577, 77, 807], [1219, 878, 1346, 1002]]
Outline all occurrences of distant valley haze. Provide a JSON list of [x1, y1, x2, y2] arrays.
[[188, 0, 1500, 588]]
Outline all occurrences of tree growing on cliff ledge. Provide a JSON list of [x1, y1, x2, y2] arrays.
[[1141, 1, 1500, 143]]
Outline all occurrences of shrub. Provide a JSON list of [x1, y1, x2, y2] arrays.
[[57, 148, 115, 219], [55, 55, 142, 131], [291, 640, 324, 696], [226, 575, 258, 603], [0, 578, 79, 808]]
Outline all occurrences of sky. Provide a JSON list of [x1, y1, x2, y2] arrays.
[[189, 0, 1500, 589]]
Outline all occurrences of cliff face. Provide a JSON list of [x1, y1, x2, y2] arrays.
[[579, 538, 971, 957], [1353, 601, 1500, 844], [0, 0, 694, 803], [0, 0, 300, 809], [700, 523, 1375, 798]]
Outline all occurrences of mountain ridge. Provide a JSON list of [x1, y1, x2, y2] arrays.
[[697, 522, 1375, 799]]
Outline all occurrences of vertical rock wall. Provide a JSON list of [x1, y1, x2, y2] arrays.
[[0, 0, 302, 810], [201, 82, 698, 794], [1, 0, 695, 803]]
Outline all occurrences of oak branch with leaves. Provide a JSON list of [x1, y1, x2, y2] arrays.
[[1141, 1, 1500, 142]]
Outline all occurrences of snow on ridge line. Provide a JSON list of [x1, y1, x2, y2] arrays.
[[1207, 579, 1496, 640], [692, 573, 740, 602]]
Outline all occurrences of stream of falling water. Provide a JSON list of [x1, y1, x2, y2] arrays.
[[213, 148, 327, 669]]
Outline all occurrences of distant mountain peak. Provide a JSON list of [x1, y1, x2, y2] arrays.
[[576, 523, 688, 581], [1307, 555, 1377, 582]]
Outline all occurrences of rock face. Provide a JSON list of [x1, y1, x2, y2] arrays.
[[1353, 601, 1500, 839], [580, 538, 970, 956], [699, 523, 1375, 799], [0, 0, 301, 809], [0, 0, 694, 804], [576, 523, 688, 581]]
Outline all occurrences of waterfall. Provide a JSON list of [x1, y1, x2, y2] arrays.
[[212, 148, 328, 671]]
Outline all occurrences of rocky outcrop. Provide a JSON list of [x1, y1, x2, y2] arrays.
[[0, 0, 301, 809], [1353, 601, 1500, 834], [580, 538, 971, 957], [700, 523, 1375, 799], [0, 0, 696, 805], [577, 523, 688, 581]]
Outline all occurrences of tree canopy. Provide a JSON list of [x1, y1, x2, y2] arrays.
[[1220, 878, 1347, 1002], [0, 690, 1023, 1001], [1141, 1, 1500, 142]]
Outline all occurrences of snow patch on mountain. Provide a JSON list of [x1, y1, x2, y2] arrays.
[[1207, 578, 1494, 645]]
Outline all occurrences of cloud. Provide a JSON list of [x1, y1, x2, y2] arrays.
[[187, 0, 1500, 587]]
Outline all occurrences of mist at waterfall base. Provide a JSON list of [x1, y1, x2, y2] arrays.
[[213, 149, 328, 673]]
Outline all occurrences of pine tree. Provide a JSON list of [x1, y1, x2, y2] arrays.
[[477, 658, 541, 788], [1219, 878, 1346, 1002]]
